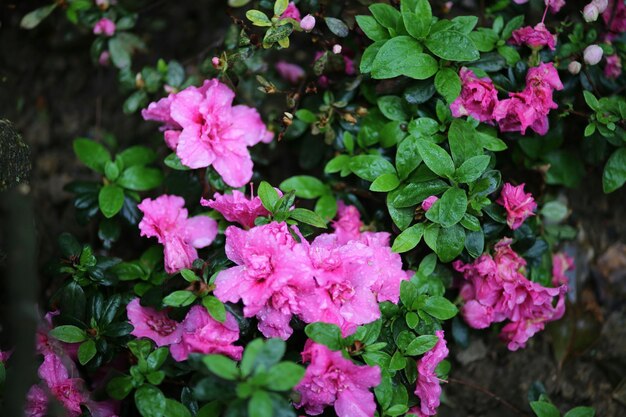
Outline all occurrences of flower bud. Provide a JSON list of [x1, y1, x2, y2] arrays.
[[583, 44, 604, 65], [568, 60, 582, 74], [592, 0, 608, 13], [582, 3, 599, 22], [211, 56, 220, 69], [332, 44, 342, 54], [301, 14, 316, 31]]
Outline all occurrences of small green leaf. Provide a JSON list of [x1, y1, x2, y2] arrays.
[[501, 15, 524, 40], [425, 30, 479, 61], [119, 146, 157, 167], [349, 155, 396, 182], [117, 166, 163, 191], [249, 391, 273, 417], [280, 176, 328, 199], [454, 155, 491, 183], [203, 355, 239, 380], [355, 15, 389, 42], [325, 17, 349, 37], [423, 296, 458, 320], [108, 36, 132, 69], [258, 181, 279, 212], [20, 4, 58, 29], [164, 399, 192, 417], [274, 0, 289, 16], [530, 401, 560, 417], [405, 335, 438, 356], [202, 296, 226, 323], [99, 184, 125, 218], [266, 362, 305, 391], [246, 10, 271, 26], [162, 290, 197, 307], [78, 340, 97, 365], [435, 68, 461, 103], [289, 208, 327, 228], [305, 322, 342, 350], [135, 385, 166, 417], [402, 0, 432, 39], [415, 140, 455, 178], [73, 138, 111, 173], [435, 224, 465, 262], [603, 147, 626, 193], [392, 223, 425, 253], [180, 269, 200, 282], [371, 36, 438, 80], [563, 407, 595, 417], [49, 325, 87, 343], [107, 375, 133, 400], [164, 153, 191, 170], [370, 173, 400, 192]]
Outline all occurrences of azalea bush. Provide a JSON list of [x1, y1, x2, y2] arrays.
[[3, 0, 625, 416]]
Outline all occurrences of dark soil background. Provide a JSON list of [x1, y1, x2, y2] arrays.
[[1, 1, 625, 416]]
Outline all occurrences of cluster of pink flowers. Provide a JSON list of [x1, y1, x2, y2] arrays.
[[214, 202, 411, 339], [605, 54, 623, 79], [126, 299, 243, 361], [453, 239, 569, 350], [497, 183, 537, 230], [410, 330, 449, 417], [510, 23, 556, 50], [281, 2, 316, 31], [93, 18, 116, 36], [513, 0, 565, 14], [138, 194, 218, 274], [142, 79, 273, 187], [295, 341, 381, 417], [603, 0, 626, 33], [452, 63, 563, 135], [200, 189, 270, 229]]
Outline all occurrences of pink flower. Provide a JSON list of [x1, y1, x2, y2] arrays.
[[142, 79, 273, 187], [450, 68, 499, 123], [214, 223, 313, 339], [93, 18, 116, 37], [603, 0, 626, 32], [138, 194, 218, 273], [275, 61, 306, 84], [584, 45, 604, 65], [497, 183, 537, 230], [170, 306, 242, 361], [545, 0, 565, 13], [126, 298, 183, 346], [200, 190, 269, 229], [295, 341, 381, 417], [300, 14, 316, 31], [583, 3, 600, 22], [604, 54, 622, 79], [24, 385, 48, 417], [38, 354, 87, 416], [552, 252, 574, 286], [422, 196, 439, 212], [332, 201, 363, 243], [413, 330, 449, 417], [98, 51, 110, 66], [0, 350, 11, 362], [510, 23, 556, 50], [281, 2, 301, 21]]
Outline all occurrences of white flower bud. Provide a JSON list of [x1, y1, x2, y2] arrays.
[[568, 61, 582, 74], [583, 44, 604, 65]]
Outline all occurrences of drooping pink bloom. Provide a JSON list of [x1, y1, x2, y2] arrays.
[[275, 61, 306, 84], [604, 54, 623, 78], [281, 2, 301, 21], [126, 298, 182, 346], [24, 385, 48, 417], [552, 252, 574, 286], [332, 201, 363, 244], [450, 68, 499, 123], [38, 354, 87, 416], [497, 183, 537, 230], [138, 194, 218, 273], [93, 18, 116, 36], [510, 23, 556, 50], [214, 223, 314, 339], [295, 341, 381, 417], [142, 79, 273, 187], [170, 306, 242, 361], [545, 0, 566, 13], [422, 196, 439, 212], [0, 350, 11, 362], [201, 190, 269, 229], [413, 330, 449, 417], [603, 0, 626, 32]]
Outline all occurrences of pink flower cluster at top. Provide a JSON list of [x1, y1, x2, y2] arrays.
[[510, 23, 556, 50], [138, 194, 218, 274], [214, 202, 411, 339], [126, 299, 243, 361], [605, 54, 623, 79], [453, 239, 570, 350], [200, 189, 270, 229], [452, 63, 564, 135], [513, 0, 565, 14], [410, 330, 449, 417], [497, 183, 537, 230], [603, 0, 626, 33], [93, 18, 116, 36], [142, 79, 272, 187], [295, 341, 381, 417]]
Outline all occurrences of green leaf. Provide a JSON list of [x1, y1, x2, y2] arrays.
[[349, 155, 396, 182], [280, 176, 328, 199], [258, 181, 279, 212], [603, 148, 626, 193], [405, 335, 438, 356], [123, 90, 149, 114], [415, 140, 455, 178], [541, 201, 568, 223], [464, 229, 484, 258], [378, 96, 408, 121], [117, 166, 163, 191], [147, 348, 169, 371], [355, 15, 389, 42], [197, 401, 223, 417], [360, 41, 386, 74], [583, 91, 600, 111], [454, 155, 491, 183], [295, 109, 316, 123], [180, 269, 200, 282], [109, 36, 132, 69], [392, 223, 424, 253], [370, 173, 400, 192], [469, 28, 499, 52], [530, 401, 560, 417], [246, 10, 271, 26], [289, 208, 327, 228], [435, 224, 465, 262], [402, 0, 432, 39], [107, 376, 134, 400], [49, 325, 87, 343], [119, 146, 157, 167], [20, 4, 58, 29], [202, 296, 226, 323], [315, 194, 338, 220], [164, 153, 191, 171], [426, 187, 467, 227], [203, 355, 239, 380], [78, 340, 97, 365], [266, 362, 305, 391], [325, 17, 349, 37], [305, 322, 343, 350], [435, 68, 461, 103], [476, 131, 507, 151], [501, 15, 524, 40], [425, 30, 479, 61], [162, 290, 197, 307], [73, 138, 111, 173], [396, 135, 423, 180], [563, 407, 595, 417], [164, 400, 192, 417], [497, 45, 520, 65], [371, 36, 438, 80], [99, 185, 125, 218], [369, 3, 400, 30], [249, 391, 273, 417], [423, 295, 458, 320], [135, 385, 166, 417], [448, 119, 481, 165]]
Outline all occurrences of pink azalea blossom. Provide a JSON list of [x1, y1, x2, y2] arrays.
[[413, 330, 449, 417], [332, 201, 363, 243], [510, 23, 556, 50], [142, 79, 273, 187], [281, 2, 301, 21], [38, 353, 87, 416], [138, 194, 218, 273], [275, 61, 306, 84], [552, 252, 574, 286], [295, 341, 381, 417], [126, 298, 183, 346], [603, 0, 626, 32], [450, 67, 499, 123], [0, 350, 11, 362], [24, 385, 48, 417], [545, 0, 566, 13], [200, 190, 269, 229], [422, 196, 439, 212], [98, 51, 110, 66], [497, 183, 537, 230], [170, 305, 242, 361], [300, 14, 316, 31], [584, 45, 604, 65], [93, 18, 116, 36], [604, 54, 623, 78]]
